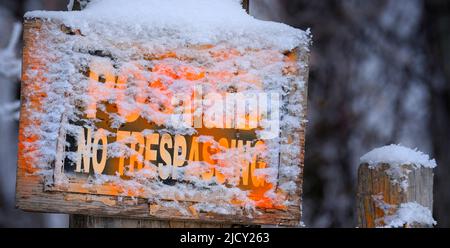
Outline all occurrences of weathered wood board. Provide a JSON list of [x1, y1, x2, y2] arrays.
[[357, 163, 434, 228], [16, 18, 310, 226]]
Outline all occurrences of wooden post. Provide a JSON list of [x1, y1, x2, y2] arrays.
[[357, 163, 434, 228], [73, 0, 90, 10], [69, 215, 239, 228], [242, 0, 250, 13]]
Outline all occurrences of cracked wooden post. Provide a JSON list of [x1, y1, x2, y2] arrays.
[[357, 146, 436, 228]]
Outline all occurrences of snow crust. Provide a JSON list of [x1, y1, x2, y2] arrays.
[[25, 0, 310, 52], [360, 144, 437, 168], [384, 202, 436, 228]]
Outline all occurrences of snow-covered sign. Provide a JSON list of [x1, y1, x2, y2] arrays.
[[16, 0, 310, 226]]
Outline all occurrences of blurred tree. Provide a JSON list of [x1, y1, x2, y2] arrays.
[[0, 0, 68, 228], [0, 0, 48, 228], [424, 0, 450, 228], [254, 0, 446, 227]]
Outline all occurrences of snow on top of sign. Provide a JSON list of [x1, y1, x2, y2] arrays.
[[0, 22, 21, 78], [25, 0, 310, 51], [383, 202, 436, 228], [360, 144, 437, 168]]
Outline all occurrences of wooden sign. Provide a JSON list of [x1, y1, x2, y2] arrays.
[[16, 15, 309, 226]]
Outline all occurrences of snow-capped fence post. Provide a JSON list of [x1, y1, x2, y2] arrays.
[[357, 145, 437, 228]]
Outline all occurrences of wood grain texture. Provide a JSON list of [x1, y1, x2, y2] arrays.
[[69, 215, 235, 228], [16, 18, 310, 227], [356, 163, 434, 228]]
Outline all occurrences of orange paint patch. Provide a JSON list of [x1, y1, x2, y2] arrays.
[[248, 183, 286, 210]]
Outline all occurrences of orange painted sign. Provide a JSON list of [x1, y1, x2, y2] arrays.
[[16, 18, 309, 226], [65, 58, 281, 208]]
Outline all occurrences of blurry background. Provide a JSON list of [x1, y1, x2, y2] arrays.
[[0, 0, 449, 227]]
